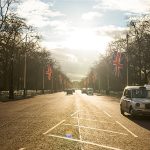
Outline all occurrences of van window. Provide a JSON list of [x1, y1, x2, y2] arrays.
[[147, 90, 150, 98], [132, 89, 147, 98], [124, 90, 131, 98]]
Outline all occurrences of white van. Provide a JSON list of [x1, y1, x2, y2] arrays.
[[120, 86, 150, 116], [86, 88, 94, 95]]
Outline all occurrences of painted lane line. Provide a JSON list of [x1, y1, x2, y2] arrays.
[[48, 134, 123, 150], [63, 123, 78, 126], [80, 114, 104, 118], [116, 121, 138, 138], [81, 111, 104, 115], [19, 148, 26, 150], [63, 124, 128, 136], [79, 125, 128, 136], [66, 118, 115, 124], [72, 117, 114, 124], [43, 119, 65, 135], [103, 111, 112, 118], [75, 97, 84, 149], [76, 111, 84, 150], [77, 112, 82, 140], [71, 111, 80, 117]]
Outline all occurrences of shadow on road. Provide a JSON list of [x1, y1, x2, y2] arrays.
[[125, 115, 150, 131], [0, 95, 34, 102]]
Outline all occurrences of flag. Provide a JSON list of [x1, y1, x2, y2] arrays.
[[113, 51, 124, 77], [46, 64, 52, 80]]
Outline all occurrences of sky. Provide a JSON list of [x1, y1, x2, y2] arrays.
[[16, 0, 150, 81]]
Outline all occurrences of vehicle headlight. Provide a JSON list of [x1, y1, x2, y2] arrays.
[[135, 103, 140, 107]]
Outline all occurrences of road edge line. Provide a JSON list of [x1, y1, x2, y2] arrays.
[[116, 121, 138, 138]]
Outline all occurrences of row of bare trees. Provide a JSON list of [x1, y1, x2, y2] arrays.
[[0, 0, 71, 99], [81, 15, 150, 92]]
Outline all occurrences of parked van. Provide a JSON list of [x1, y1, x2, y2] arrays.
[[120, 86, 150, 116]]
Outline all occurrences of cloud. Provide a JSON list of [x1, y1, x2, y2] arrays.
[[95, 25, 127, 38], [49, 48, 79, 64], [17, 0, 65, 27], [48, 48, 89, 81], [82, 11, 103, 20], [94, 0, 150, 14], [49, 20, 71, 32]]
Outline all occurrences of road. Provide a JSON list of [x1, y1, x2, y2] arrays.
[[0, 90, 150, 150]]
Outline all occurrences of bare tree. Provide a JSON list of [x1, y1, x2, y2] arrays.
[[0, 0, 15, 30]]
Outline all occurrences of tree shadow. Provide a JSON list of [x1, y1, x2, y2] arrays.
[[124, 114, 150, 131], [0, 95, 35, 102]]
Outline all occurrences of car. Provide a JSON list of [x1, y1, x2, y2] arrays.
[[120, 86, 150, 116], [66, 89, 73, 95], [81, 88, 87, 94], [72, 89, 75, 93], [86, 88, 94, 95]]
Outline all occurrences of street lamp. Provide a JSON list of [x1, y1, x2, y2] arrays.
[[23, 35, 27, 97], [23, 34, 40, 97], [126, 33, 129, 86]]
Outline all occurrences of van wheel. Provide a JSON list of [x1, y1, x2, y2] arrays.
[[129, 107, 135, 117], [120, 105, 124, 115]]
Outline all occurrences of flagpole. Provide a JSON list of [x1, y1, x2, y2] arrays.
[[107, 73, 110, 95], [23, 52, 27, 97], [126, 33, 129, 86], [23, 35, 27, 97], [99, 77, 100, 93], [42, 67, 45, 94], [51, 76, 54, 93]]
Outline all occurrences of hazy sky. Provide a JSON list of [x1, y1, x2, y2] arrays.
[[17, 0, 150, 81]]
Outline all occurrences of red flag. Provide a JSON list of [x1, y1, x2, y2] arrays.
[[113, 52, 123, 77], [46, 64, 52, 80]]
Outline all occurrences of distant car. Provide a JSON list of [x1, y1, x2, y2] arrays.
[[81, 88, 87, 94], [66, 89, 73, 95], [72, 89, 75, 93], [120, 86, 150, 116], [86, 88, 94, 95]]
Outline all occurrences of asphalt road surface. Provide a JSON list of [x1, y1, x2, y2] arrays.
[[0, 90, 150, 150]]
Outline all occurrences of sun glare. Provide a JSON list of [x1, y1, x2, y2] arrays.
[[64, 29, 112, 54]]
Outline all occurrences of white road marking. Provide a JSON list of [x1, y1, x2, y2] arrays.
[[63, 124, 128, 136], [77, 112, 82, 140], [72, 117, 113, 123], [76, 111, 84, 150], [48, 134, 123, 150], [116, 121, 138, 138], [19, 148, 26, 150], [103, 111, 112, 118], [66, 118, 115, 124], [80, 114, 104, 118], [81, 111, 103, 115], [43, 119, 65, 135], [71, 111, 80, 117]]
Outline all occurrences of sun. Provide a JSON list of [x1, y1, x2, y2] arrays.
[[64, 28, 112, 54]]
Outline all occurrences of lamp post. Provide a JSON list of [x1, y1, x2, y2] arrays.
[[130, 21, 142, 84], [23, 35, 27, 97], [126, 33, 129, 86], [42, 66, 45, 94], [23, 35, 39, 97]]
